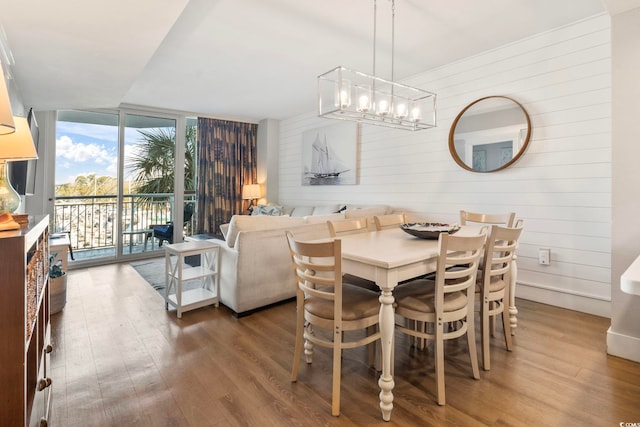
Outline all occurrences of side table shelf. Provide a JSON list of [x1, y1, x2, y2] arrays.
[[164, 240, 220, 318]]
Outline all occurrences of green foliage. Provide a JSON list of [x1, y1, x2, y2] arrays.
[[126, 125, 197, 198], [55, 174, 118, 198]]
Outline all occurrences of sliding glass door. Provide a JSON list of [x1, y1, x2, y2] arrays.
[[54, 109, 195, 264], [121, 113, 177, 255]]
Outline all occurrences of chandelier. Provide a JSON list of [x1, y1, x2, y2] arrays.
[[318, 0, 436, 131]]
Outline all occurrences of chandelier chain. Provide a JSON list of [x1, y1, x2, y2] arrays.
[[372, 0, 377, 79], [391, 0, 395, 82]]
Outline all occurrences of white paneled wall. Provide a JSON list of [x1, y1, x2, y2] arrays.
[[276, 14, 611, 316]]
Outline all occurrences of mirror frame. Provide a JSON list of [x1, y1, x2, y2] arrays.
[[448, 96, 531, 173]]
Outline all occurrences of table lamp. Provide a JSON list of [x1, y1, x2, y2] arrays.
[[241, 184, 261, 214], [0, 62, 16, 135], [0, 116, 38, 230]]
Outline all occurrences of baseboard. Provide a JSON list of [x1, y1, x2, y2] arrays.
[[607, 327, 640, 363], [516, 281, 611, 318]]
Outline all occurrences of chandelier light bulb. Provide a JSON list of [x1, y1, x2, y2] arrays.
[[410, 106, 422, 122], [377, 98, 390, 116], [358, 95, 370, 112], [334, 79, 352, 109], [356, 85, 372, 112], [395, 102, 408, 119]]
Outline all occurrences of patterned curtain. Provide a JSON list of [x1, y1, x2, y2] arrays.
[[196, 118, 257, 237]]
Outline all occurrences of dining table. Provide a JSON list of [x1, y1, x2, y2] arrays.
[[337, 226, 492, 421]]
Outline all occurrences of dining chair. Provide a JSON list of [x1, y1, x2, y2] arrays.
[[286, 231, 381, 416], [327, 218, 378, 291], [459, 210, 515, 227], [373, 213, 406, 231], [394, 231, 486, 405], [327, 217, 369, 236], [459, 210, 516, 314], [477, 222, 523, 370]]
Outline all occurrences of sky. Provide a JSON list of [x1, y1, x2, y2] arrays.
[[55, 121, 149, 186]]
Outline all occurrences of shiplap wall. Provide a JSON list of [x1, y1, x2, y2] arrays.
[[276, 14, 611, 316]]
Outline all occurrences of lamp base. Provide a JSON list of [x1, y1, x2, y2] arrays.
[[0, 213, 20, 231], [0, 160, 21, 214]]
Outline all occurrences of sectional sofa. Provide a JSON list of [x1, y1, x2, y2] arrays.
[[217, 204, 394, 316]]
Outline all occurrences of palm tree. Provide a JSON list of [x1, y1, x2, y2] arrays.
[[127, 125, 197, 198]]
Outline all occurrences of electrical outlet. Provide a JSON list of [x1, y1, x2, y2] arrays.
[[539, 248, 550, 265]]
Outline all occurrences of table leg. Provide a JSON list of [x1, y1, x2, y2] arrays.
[[378, 288, 395, 421], [509, 258, 518, 335], [165, 252, 170, 310]]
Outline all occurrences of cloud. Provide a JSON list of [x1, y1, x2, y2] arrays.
[[56, 135, 114, 163]]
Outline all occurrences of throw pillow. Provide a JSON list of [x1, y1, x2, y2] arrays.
[[252, 204, 285, 216]]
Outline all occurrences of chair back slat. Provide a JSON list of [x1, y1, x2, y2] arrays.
[[287, 233, 341, 301], [328, 218, 369, 236], [460, 210, 515, 227], [436, 232, 486, 296], [482, 225, 523, 282], [373, 213, 406, 230]]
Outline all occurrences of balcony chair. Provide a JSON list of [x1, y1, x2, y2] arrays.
[[286, 231, 381, 416], [149, 203, 195, 247], [393, 231, 486, 405]]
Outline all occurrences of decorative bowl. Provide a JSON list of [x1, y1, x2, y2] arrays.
[[399, 223, 460, 240]]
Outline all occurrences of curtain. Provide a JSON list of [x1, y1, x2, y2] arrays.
[[196, 118, 257, 237]]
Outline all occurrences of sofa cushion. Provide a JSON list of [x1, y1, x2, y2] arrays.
[[226, 215, 306, 248], [220, 223, 230, 240], [312, 204, 341, 215], [344, 205, 390, 219], [303, 212, 345, 224], [290, 206, 314, 217]]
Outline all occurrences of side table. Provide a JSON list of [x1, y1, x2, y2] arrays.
[[184, 233, 222, 266], [164, 240, 220, 318]]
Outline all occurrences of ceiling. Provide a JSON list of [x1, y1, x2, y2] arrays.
[[0, 0, 618, 123]]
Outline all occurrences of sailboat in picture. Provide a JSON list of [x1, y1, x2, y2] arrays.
[[303, 132, 350, 185]]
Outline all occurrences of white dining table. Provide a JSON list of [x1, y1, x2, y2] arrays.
[[337, 226, 482, 421]]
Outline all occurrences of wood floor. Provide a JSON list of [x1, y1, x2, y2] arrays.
[[49, 262, 640, 426]]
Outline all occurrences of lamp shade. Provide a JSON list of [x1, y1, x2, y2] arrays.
[[0, 116, 38, 160], [242, 184, 261, 200], [0, 62, 15, 135]]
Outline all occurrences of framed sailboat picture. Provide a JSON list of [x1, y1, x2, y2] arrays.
[[302, 122, 358, 185]]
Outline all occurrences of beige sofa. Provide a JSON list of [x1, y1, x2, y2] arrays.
[[217, 205, 392, 316]]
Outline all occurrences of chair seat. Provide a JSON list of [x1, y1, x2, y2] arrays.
[[153, 224, 173, 237], [476, 276, 507, 294], [305, 283, 380, 321], [394, 279, 467, 313]]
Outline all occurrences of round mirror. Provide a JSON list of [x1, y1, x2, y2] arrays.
[[448, 96, 531, 173]]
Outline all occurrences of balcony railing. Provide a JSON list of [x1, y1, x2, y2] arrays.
[[53, 193, 197, 258]]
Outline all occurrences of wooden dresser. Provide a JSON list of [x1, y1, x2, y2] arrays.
[[0, 215, 52, 426]]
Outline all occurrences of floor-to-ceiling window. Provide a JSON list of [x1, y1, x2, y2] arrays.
[[54, 109, 196, 265]]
